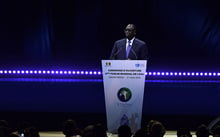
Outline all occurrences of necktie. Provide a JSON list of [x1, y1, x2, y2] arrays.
[[126, 41, 131, 59]]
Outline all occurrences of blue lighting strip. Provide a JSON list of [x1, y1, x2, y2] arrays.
[[0, 78, 220, 83], [0, 78, 103, 82], [1, 69, 220, 82], [0, 70, 102, 75], [145, 72, 220, 76], [0, 70, 220, 77]]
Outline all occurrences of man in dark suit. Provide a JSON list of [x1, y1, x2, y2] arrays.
[[110, 24, 149, 60]]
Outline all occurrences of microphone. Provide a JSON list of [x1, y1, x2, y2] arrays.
[[131, 48, 137, 60], [112, 47, 122, 59]]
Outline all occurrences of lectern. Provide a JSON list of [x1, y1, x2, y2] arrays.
[[101, 60, 147, 133]]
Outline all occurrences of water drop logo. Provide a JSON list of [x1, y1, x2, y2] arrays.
[[135, 63, 145, 67], [135, 64, 140, 67], [117, 87, 132, 102]]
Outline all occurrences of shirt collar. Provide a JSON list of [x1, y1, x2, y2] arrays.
[[126, 37, 135, 44]]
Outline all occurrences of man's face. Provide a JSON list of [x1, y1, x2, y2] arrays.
[[124, 24, 136, 40]]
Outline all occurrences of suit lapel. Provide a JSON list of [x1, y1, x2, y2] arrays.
[[122, 39, 127, 59], [129, 38, 137, 59], [132, 39, 137, 49]]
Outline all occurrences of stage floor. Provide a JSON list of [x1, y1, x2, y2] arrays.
[[39, 131, 196, 137]]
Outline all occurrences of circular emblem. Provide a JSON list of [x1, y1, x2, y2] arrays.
[[117, 87, 132, 102]]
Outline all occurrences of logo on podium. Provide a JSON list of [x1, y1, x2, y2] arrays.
[[117, 87, 132, 102]]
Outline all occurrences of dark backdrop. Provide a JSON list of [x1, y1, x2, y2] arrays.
[[1, 0, 220, 130], [0, 0, 220, 71]]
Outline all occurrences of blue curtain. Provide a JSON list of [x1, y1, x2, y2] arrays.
[[0, 0, 219, 69]]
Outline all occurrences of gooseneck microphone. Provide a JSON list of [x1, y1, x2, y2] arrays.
[[131, 48, 137, 60], [111, 47, 122, 59]]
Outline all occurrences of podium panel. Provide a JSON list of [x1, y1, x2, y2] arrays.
[[101, 60, 147, 133]]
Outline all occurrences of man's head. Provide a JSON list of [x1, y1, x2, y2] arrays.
[[124, 24, 136, 40], [212, 126, 220, 137], [118, 125, 132, 137]]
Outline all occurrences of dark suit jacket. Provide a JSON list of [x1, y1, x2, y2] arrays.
[[110, 38, 149, 60]]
